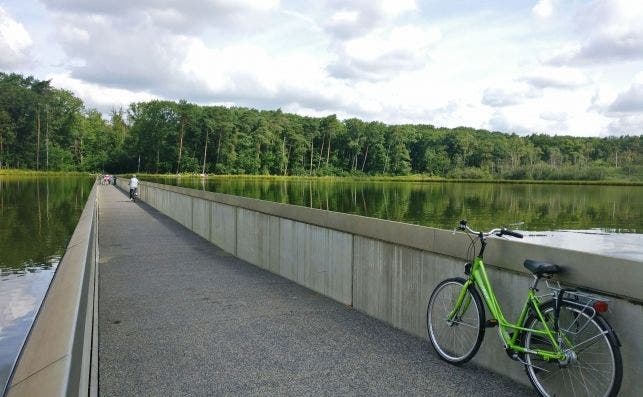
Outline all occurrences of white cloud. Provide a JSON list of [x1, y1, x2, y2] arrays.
[[482, 81, 540, 107], [606, 114, 643, 135], [532, 0, 555, 18], [380, 0, 417, 17], [322, 0, 418, 40], [328, 25, 441, 81], [586, 73, 643, 115], [49, 72, 158, 112], [521, 66, 590, 89], [608, 82, 643, 113], [540, 111, 567, 122], [180, 38, 351, 111], [546, 0, 643, 65], [59, 25, 89, 44], [0, 7, 33, 68]]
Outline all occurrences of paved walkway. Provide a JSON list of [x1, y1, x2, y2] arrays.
[[97, 184, 533, 396]]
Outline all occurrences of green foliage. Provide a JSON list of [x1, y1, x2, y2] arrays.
[[0, 72, 641, 181]]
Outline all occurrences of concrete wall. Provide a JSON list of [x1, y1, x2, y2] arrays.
[[5, 183, 99, 397], [121, 180, 643, 395]]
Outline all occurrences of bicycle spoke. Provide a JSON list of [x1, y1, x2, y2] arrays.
[[523, 302, 620, 397], [449, 319, 479, 329], [428, 279, 483, 364]]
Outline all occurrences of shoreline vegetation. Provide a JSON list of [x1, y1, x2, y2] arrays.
[[1, 72, 641, 183], [3, 169, 640, 187], [140, 173, 643, 186]]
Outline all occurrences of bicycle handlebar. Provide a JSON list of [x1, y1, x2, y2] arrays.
[[457, 219, 523, 239]]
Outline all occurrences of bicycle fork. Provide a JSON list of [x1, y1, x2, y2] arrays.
[[447, 280, 474, 325]]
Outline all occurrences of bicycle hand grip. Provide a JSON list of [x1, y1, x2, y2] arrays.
[[502, 229, 523, 239]]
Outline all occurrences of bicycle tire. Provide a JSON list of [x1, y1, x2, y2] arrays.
[[427, 277, 485, 365], [521, 300, 622, 397]]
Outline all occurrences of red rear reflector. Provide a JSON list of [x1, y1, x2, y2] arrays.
[[593, 301, 608, 313]]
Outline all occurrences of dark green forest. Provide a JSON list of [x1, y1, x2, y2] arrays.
[[1, 72, 641, 180]]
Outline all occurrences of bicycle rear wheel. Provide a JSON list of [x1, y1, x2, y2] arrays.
[[521, 300, 622, 397], [426, 277, 485, 365]]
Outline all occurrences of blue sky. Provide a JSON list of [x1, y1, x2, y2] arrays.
[[1, 0, 642, 136]]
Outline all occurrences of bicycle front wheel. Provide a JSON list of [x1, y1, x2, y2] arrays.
[[521, 300, 622, 397], [426, 277, 485, 365]]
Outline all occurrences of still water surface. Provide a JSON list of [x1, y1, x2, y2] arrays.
[[0, 176, 93, 392], [147, 176, 643, 261]]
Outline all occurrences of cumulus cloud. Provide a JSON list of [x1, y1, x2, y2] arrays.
[[488, 111, 533, 134], [482, 82, 540, 107], [49, 72, 158, 112], [546, 0, 643, 65], [532, 0, 556, 18], [36, 0, 306, 109], [328, 25, 441, 81], [607, 73, 643, 113], [42, 0, 280, 33], [179, 38, 354, 112], [587, 73, 643, 135], [606, 114, 643, 135], [488, 107, 571, 135], [321, 0, 417, 40], [0, 7, 33, 68], [540, 111, 567, 121], [521, 66, 590, 89]]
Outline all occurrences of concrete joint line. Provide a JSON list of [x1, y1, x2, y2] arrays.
[[65, 239, 91, 251], [10, 354, 68, 388]]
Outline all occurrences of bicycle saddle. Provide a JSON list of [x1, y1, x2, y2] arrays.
[[523, 259, 561, 276]]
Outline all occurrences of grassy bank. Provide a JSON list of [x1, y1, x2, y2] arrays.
[[138, 173, 643, 186], [0, 169, 95, 177]]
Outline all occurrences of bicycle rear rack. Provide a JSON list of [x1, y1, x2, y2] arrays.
[[543, 280, 611, 335]]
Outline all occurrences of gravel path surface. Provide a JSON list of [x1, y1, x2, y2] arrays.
[[98, 185, 533, 396]]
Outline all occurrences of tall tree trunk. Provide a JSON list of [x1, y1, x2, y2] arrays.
[[36, 109, 41, 170], [281, 136, 286, 174], [615, 151, 618, 168], [176, 119, 185, 174], [216, 130, 222, 165], [318, 139, 324, 169], [79, 135, 83, 168], [385, 142, 391, 173], [309, 139, 314, 175], [284, 144, 292, 175], [326, 136, 331, 167], [361, 144, 369, 172], [45, 104, 49, 170], [202, 127, 209, 174]]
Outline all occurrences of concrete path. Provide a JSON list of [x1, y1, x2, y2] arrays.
[[97, 184, 533, 396]]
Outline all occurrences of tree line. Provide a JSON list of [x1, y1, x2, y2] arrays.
[[1, 72, 641, 180]]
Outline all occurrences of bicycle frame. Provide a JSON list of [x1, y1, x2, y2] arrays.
[[450, 255, 566, 361]]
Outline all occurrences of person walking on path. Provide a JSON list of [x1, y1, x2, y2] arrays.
[[128, 175, 139, 201]]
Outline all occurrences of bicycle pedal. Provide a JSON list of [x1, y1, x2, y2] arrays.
[[485, 319, 499, 328]]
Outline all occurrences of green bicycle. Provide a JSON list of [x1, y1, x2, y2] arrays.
[[426, 220, 622, 397]]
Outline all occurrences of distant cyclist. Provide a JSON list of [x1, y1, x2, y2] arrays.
[[129, 175, 139, 201]]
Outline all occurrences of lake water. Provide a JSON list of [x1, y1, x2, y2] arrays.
[[0, 176, 93, 392], [147, 176, 643, 261]]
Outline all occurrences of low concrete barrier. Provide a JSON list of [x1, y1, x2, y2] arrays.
[[119, 180, 643, 395], [5, 183, 99, 397]]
